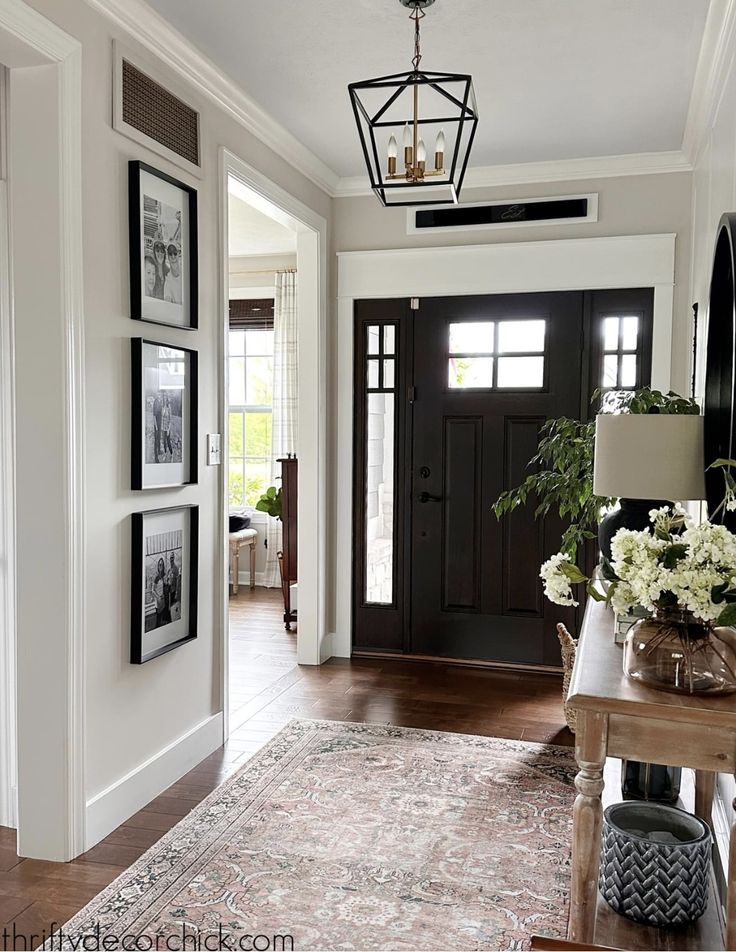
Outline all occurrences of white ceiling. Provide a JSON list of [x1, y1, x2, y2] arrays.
[[228, 186, 297, 257], [147, 0, 709, 181]]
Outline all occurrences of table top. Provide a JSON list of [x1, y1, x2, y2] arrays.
[[567, 598, 736, 727]]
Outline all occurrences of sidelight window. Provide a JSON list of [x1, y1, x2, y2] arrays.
[[364, 322, 397, 605], [448, 319, 546, 389], [601, 316, 639, 389]]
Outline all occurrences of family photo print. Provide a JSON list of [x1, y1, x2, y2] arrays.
[[131, 338, 198, 489], [131, 505, 198, 664], [129, 160, 198, 329]]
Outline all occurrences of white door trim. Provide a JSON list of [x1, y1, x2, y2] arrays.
[[334, 233, 677, 657], [0, 0, 86, 858], [219, 149, 329, 734]]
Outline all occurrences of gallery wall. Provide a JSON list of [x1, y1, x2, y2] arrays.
[[15, 0, 331, 846]]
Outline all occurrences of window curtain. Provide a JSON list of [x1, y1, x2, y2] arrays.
[[264, 271, 298, 588]]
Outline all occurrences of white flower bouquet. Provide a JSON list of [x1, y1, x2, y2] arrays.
[[540, 502, 736, 629]]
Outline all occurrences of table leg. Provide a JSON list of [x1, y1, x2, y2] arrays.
[[695, 770, 715, 831], [568, 709, 608, 946], [727, 797, 736, 951], [233, 545, 240, 596], [249, 541, 256, 591]]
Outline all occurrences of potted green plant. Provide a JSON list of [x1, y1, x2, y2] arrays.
[[255, 485, 282, 520]]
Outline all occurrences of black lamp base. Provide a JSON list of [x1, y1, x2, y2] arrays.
[[599, 498, 671, 566]]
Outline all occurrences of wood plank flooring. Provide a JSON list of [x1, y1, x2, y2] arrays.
[[0, 587, 713, 950]]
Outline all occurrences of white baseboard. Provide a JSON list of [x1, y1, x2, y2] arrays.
[[233, 569, 267, 587], [84, 712, 224, 850]]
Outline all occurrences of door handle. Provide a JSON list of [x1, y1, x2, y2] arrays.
[[417, 491, 442, 503]]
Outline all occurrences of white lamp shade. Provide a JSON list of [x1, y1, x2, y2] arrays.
[[593, 414, 706, 501]]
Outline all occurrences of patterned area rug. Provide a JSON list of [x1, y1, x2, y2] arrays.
[[49, 720, 576, 951]]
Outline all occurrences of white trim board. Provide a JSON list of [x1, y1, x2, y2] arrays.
[[333, 234, 676, 658], [0, 0, 86, 861], [85, 713, 223, 849]]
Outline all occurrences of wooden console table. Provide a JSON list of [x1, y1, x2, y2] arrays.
[[567, 598, 736, 948]]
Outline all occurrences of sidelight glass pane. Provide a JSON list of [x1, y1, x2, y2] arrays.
[[365, 392, 395, 605], [449, 322, 494, 354], [367, 359, 380, 389], [367, 325, 380, 355], [383, 325, 396, 355], [603, 317, 620, 352], [383, 359, 395, 390], [622, 316, 639, 351], [497, 356, 545, 388], [603, 354, 619, 387], [448, 356, 493, 388], [497, 320, 546, 353], [620, 354, 637, 387]]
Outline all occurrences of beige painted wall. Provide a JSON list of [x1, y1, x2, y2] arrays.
[[18, 0, 330, 803]]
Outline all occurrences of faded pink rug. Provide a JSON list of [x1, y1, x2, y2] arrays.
[[48, 720, 575, 950]]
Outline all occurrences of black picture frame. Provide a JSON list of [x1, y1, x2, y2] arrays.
[[129, 160, 198, 329], [131, 337, 198, 490], [131, 504, 199, 664]]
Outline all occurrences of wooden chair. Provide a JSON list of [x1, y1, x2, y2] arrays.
[[556, 622, 577, 734]]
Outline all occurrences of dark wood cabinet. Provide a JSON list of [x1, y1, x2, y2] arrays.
[[278, 456, 297, 630]]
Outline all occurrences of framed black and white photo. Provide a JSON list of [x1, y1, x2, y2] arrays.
[[131, 338, 198, 489], [129, 160, 198, 329], [131, 504, 198, 664]]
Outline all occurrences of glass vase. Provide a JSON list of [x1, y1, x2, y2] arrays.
[[623, 608, 736, 695]]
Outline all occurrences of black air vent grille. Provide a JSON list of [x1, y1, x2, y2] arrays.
[[415, 197, 589, 230], [122, 59, 200, 166]]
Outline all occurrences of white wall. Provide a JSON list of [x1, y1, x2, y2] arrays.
[[12, 0, 330, 849]]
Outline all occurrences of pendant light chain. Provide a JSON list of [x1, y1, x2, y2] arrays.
[[411, 4, 425, 73]]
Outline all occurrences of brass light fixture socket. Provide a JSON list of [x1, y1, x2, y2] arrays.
[[388, 156, 397, 175]]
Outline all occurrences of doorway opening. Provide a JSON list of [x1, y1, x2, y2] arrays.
[[220, 152, 328, 746], [225, 178, 299, 732], [352, 288, 654, 667]]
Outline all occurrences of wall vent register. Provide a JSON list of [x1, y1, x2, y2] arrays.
[[409, 194, 598, 234], [121, 59, 200, 167]]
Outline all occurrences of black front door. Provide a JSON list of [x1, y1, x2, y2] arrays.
[[352, 288, 653, 666], [409, 293, 583, 665]]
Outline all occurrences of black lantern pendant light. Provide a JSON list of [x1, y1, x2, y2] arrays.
[[349, 0, 478, 207]]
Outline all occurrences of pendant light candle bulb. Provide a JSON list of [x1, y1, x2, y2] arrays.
[[417, 138, 426, 162], [403, 123, 413, 166], [435, 129, 445, 170], [387, 134, 398, 175]]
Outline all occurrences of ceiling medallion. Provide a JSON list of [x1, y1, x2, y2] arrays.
[[348, 0, 478, 207]]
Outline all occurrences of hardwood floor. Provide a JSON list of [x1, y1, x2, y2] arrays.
[[5, 586, 672, 951]]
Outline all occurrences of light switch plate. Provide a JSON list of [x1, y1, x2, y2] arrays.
[[207, 433, 221, 465]]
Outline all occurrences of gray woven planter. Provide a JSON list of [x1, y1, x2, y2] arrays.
[[599, 802, 711, 926]]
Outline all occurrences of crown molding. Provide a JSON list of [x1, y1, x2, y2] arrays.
[[334, 150, 694, 198], [682, 0, 736, 165], [83, 0, 340, 197]]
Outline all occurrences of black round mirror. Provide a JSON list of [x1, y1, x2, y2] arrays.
[[704, 213, 736, 524]]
